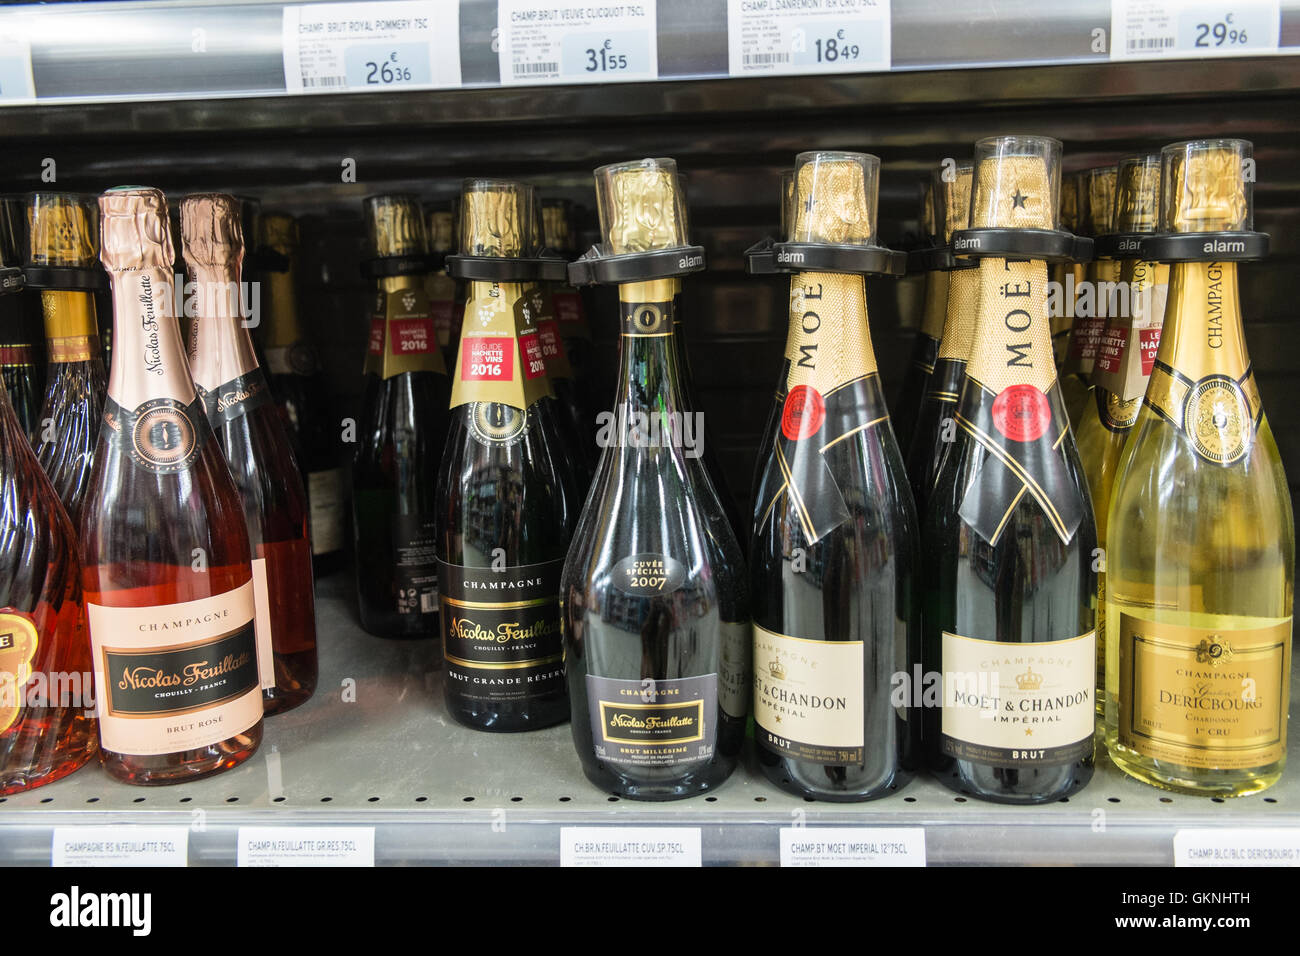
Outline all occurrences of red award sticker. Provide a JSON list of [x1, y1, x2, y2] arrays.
[[781, 385, 826, 441], [992, 384, 1051, 442]]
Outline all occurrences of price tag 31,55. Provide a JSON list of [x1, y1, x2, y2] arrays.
[[1111, 0, 1280, 60], [728, 0, 891, 77], [497, 0, 659, 85], [282, 1, 461, 94]]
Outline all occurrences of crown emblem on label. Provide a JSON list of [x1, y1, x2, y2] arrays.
[[767, 658, 786, 681], [1015, 666, 1043, 690]]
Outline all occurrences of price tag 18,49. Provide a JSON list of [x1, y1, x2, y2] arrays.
[[1111, 0, 1280, 60], [498, 0, 658, 85], [728, 0, 891, 76]]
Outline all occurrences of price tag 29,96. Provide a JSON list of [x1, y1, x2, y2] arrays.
[[728, 0, 891, 76], [498, 0, 658, 85], [1111, 0, 1280, 60], [282, 1, 461, 94]]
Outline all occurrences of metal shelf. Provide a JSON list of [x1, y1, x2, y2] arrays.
[[0, 572, 1295, 865]]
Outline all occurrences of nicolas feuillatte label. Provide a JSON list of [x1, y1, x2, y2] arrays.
[[195, 368, 273, 427], [0, 610, 39, 733], [86, 582, 262, 756], [940, 630, 1096, 767], [587, 674, 718, 767], [101, 395, 208, 475], [392, 513, 438, 617], [753, 625, 864, 765], [1118, 615, 1291, 770], [437, 558, 566, 703]]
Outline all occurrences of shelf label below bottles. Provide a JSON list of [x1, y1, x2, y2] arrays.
[[1174, 828, 1300, 866], [727, 0, 891, 77], [51, 826, 189, 867], [237, 826, 375, 866], [0, 37, 35, 104], [560, 826, 702, 866], [1110, 0, 1279, 60], [779, 827, 926, 867], [497, 0, 659, 85], [282, 1, 461, 94]]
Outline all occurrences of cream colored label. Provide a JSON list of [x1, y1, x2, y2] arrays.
[[0, 611, 39, 733], [308, 467, 346, 556], [940, 630, 1095, 766], [1118, 615, 1290, 770], [753, 625, 864, 764], [1091, 257, 1168, 401], [251, 558, 275, 690], [87, 581, 262, 756]]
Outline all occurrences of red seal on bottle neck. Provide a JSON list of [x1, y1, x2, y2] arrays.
[[991, 384, 1051, 442], [781, 385, 826, 441]]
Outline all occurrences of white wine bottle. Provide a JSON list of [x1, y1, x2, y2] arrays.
[[1105, 139, 1292, 796]]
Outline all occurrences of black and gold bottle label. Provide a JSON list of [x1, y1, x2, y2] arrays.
[[438, 558, 565, 704], [1143, 363, 1262, 465], [195, 367, 273, 426], [1096, 388, 1141, 433], [1118, 614, 1291, 770], [620, 297, 673, 336], [0, 610, 39, 733], [101, 395, 208, 475], [586, 673, 717, 767]]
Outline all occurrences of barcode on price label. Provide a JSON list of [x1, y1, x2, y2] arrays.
[[1111, 0, 1280, 60], [498, 0, 658, 85], [727, 0, 891, 77], [282, 1, 460, 94]]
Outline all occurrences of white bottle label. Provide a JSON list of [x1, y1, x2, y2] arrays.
[[753, 625, 865, 764], [308, 467, 346, 556], [251, 557, 276, 690]]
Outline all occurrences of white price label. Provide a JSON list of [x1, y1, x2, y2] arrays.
[[282, 1, 461, 94], [497, 0, 658, 85], [237, 826, 375, 866], [779, 827, 926, 867], [1174, 828, 1300, 866], [0, 37, 35, 104], [1111, 0, 1279, 59], [728, 0, 890, 76], [52, 826, 189, 867], [560, 827, 701, 866]]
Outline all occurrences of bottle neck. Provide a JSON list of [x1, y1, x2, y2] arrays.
[[781, 271, 877, 393], [261, 262, 302, 349], [42, 290, 100, 363], [616, 279, 687, 414], [964, 257, 1058, 397], [187, 260, 260, 391], [106, 267, 195, 408], [936, 267, 979, 362], [919, 269, 949, 340], [449, 279, 551, 410], [1156, 261, 1248, 380]]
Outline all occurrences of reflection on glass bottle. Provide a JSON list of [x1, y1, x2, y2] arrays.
[[0, 198, 43, 442], [893, 180, 948, 452]]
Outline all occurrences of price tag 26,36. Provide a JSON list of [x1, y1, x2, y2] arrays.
[[728, 0, 891, 76], [1111, 0, 1280, 60], [498, 0, 658, 85], [282, 1, 461, 94]]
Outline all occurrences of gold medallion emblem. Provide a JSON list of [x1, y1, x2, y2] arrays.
[[133, 402, 197, 469], [469, 402, 527, 445], [1185, 376, 1251, 464]]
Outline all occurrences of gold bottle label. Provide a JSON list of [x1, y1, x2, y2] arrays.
[[0, 610, 39, 733], [1096, 389, 1141, 433], [380, 280, 447, 380], [42, 291, 100, 363], [450, 281, 553, 411], [1118, 614, 1291, 769]]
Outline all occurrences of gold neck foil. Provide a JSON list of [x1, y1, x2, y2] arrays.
[[973, 155, 1054, 231], [99, 187, 174, 273], [794, 160, 873, 244], [1167, 148, 1248, 232], [180, 193, 244, 276], [1060, 176, 1079, 233], [42, 291, 98, 346], [1116, 161, 1161, 234], [1086, 167, 1118, 236], [462, 188, 527, 257], [605, 166, 685, 254], [367, 196, 426, 258], [30, 194, 97, 267], [784, 272, 878, 393], [429, 211, 455, 253], [936, 268, 979, 363], [259, 213, 298, 255], [920, 182, 936, 241], [542, 204, 569, 251]]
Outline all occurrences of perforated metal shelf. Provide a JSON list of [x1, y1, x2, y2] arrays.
[[0, 572, 1295, 865]]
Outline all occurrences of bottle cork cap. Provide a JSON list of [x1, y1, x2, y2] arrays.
[[789, 150, 879, 245], [1160, 139, 1253, 233], [934, 161, 975, 242], [179, 193, 245, 270], [99, 186, 173, 273], [259, 212, 299, 254], [1084, 165, 1118, 235], [969, 135, 1061, 232], [28, 192, 98, 268], [595, 158, 688, 255], [364, 194, 427, 259], [1114, 155, 1162, 234], [458, 180, 533, 258]]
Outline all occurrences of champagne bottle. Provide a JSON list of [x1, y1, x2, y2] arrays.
[[1050, 173, 1080, 369], [562, 159, 750, 800], [353, 195, 451, 638], [749, 151, 918, 801], [258, 212, 348, 579], [181, 194, 319, 717], [923, 136, 1097, 805], [0, 198, 43, 441], [0, 320, 97, 795], [892, 180, 948, 452], [1105, 139, 1292, 796], [81, 187, 262, 784], [541, 198, 597, 432], [1073, 155, 1168, 712], [436, 180, 579, 732], [1062, 165, 1119, 425], [29, 193, 107, 523], [905, 162, 974, 516]]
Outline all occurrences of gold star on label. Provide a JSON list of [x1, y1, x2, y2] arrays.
[[1025, 728, 1033, 736], [774, 715, 782, 723]]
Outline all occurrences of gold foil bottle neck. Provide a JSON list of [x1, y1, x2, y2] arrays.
[[98, 186, 174, 273], [460, 181, 530, 258], [179, 193, 245, 271], [1115, 157, 1161, 234], [1060, 175, 1079, 232], [972, 153, 1055, 231], [942, 164, 974, 242], [920, 181, 936, 241], [259, 212, 299, 255], [1085, 166, 1118, 235], [1164, 142, 1250, 233], [792, 154, 875, 245], [365, 195, 426, 258], [428, 210, 455, 253], [541, 201, 570, 252], [599, 160, 687, 254], [29, 193, 98, 268]]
